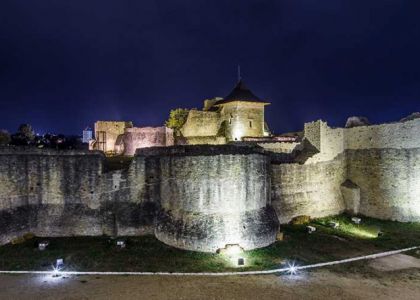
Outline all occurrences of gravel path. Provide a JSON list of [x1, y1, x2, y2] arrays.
[[1, 266, 420, 300]]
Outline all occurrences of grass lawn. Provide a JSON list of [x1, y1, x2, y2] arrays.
[[0, 214, 419, 273]]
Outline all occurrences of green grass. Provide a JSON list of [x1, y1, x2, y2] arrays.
[[0, 214, 419, 272]]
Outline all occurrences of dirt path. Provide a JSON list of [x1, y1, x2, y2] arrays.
[[1, 267, 420, 300]]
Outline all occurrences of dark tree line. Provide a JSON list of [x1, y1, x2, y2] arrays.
[[0, 124, 87, 150]]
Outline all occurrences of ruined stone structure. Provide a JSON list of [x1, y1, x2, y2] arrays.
[[1, 115, 420, 252], [122, 127, 174, 156], [90, 121, 174, 156], [180, 81, 270, 144], [91, 121, 133, 154]]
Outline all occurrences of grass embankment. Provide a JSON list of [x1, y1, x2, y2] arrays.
[[0, 214, 419, 272]]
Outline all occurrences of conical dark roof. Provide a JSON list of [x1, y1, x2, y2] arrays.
[[214, 80, 268, 105]]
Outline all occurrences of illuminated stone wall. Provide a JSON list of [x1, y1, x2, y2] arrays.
[[92, 121, 133, 154], [181, 110, 221, 138], [183, 136, 226, 145], [220, 102, 266, 141], [258, 142, 302, 154], [271, 117, 420, 224], [344, 119, 420, 150], [271, 154, 347, 224], [0, 147, 154, 245], [140, 145, 279, 252], [346, 148, 420, 222], [180, 102, 267, 144], [123, 126, 174, 156]]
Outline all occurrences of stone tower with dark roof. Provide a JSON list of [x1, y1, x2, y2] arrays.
[[214, 80, 270, 141], [180, 80, 270, 143]]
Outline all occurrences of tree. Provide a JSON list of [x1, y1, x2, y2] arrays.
[[165, 108, 189, 132], [18, 124, 35, 141], [0, 130, 11, 145], [11, 124, 36, 145]]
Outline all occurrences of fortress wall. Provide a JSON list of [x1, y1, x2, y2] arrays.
[[346, 148, 420, 222], [139, 145, 279, 252], [286, 118, 420, 223], [123, 126, 174, 156], [271, 154, 346, 224], [304, 121, 344, 163], [181, 110, 221, 137], [258, 142, 302, 154], [344, 118, 420, 150], [0, 148, 152, 245], [185, 136, 226, 145]]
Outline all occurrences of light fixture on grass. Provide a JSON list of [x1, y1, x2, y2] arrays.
[[287, 261, 298, 275]]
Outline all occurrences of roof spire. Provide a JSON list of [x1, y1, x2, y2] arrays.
[[237, 65, 241, 82]]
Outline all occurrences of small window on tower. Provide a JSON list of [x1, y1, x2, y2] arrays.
[[249, 121, 252, 128]]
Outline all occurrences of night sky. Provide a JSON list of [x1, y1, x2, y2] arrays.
[[1, 1, 420, 135]]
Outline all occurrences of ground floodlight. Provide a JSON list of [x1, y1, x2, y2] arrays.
[[287, 262, 298, 275], [237, 257, 245, 266], [224, 244, 243, 255], [38, 241, 49, 251], [307, 226, 316, 233], [329, 221, 339, 229], [116, 240, 126, 248], [56, 258, 64, 268]]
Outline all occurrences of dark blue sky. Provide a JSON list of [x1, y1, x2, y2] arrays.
[[1, 1, 419, 135]]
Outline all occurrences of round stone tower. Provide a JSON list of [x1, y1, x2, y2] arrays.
[[138, 144, 279, 252]]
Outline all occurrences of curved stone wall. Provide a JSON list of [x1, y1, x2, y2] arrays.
[[138, 145, 279, 252]]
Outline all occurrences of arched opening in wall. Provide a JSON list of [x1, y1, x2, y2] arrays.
[[249, 121, 252, 128]]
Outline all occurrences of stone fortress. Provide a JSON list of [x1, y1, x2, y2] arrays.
[[1, 80, 420, 253]]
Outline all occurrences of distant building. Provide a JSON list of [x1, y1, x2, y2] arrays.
[[82, 127, 93, 143]]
